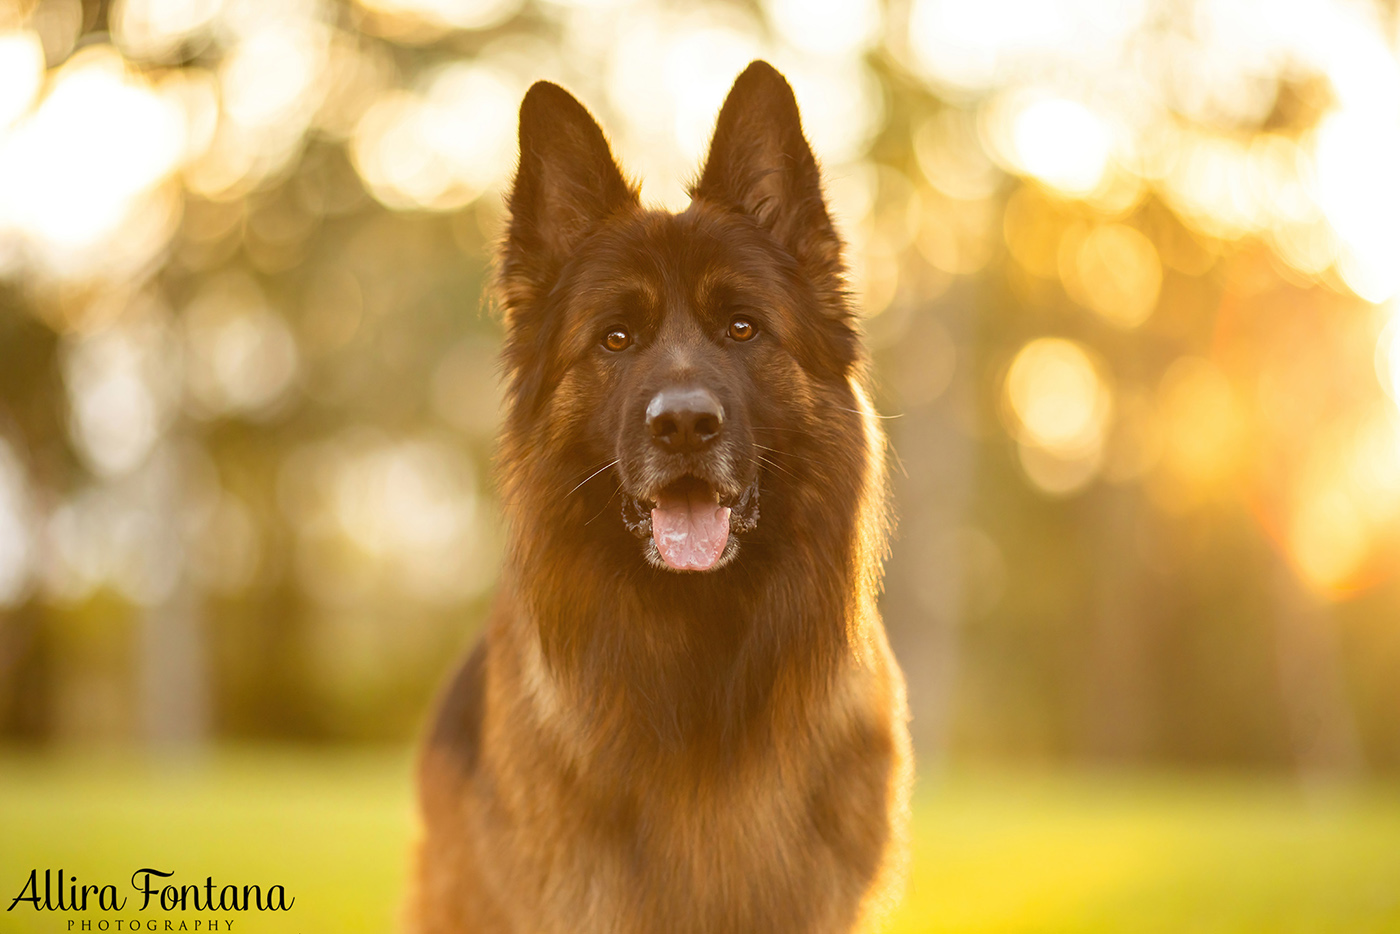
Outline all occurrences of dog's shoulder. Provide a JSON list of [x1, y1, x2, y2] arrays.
[[418, 637, 488, 815]]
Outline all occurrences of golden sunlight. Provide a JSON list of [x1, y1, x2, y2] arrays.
[[0, 45, 186, 277], [763, 0, 880, 57], [1289, 487, 1369, 594], [351, 62, 520, 211], [1313, 110, 1400, 303], [1155, 357, 1242, 495], [355, 0, 522, 35], [987, 92, 1115, 199], [0, 31, 44, 131], [1062, 223, 1162, 329], [1006, 339, 1110, 455], [1380, 312, 1400, 405], [111, 0, 223, 61]]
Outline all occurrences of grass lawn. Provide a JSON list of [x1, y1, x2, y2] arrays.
[[1, 750, 1398, 933]]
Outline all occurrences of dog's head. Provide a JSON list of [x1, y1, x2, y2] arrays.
[[497, 62, 862, 573]]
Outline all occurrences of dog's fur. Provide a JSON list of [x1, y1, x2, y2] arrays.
[[410, 61, 912, 934]]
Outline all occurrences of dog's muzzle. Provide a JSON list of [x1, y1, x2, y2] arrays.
[[622, 475, 760, 572]]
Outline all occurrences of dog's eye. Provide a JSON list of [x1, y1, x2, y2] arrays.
[[602, 328, 632, 352], [727, 317, 757, 342]]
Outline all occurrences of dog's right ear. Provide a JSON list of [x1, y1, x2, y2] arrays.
[[500, 82, 638, 311]]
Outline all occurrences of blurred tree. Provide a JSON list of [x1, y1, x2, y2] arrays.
[[0, 0, 1397, 777]]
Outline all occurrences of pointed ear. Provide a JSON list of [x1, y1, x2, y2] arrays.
[[501, 82, 639, 308], [693, 62, 843, 284]]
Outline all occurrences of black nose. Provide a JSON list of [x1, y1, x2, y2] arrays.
[[647, 386, 724, 453]]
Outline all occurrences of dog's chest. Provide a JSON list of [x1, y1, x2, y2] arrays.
[[527, 751, 870, 934]]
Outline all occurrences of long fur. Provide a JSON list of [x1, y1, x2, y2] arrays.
[[410, 61, 912, 934]]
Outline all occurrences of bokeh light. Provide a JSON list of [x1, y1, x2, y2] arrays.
[[1289, 486, 1369, 594], [62, 315, 180, 478], [1154, 356, 1243, 503], [0, 0, 1399, 818], [0, 438, 35, 607], [764, 0, 881, 57], [986, 92, 1115, 199], [0, 31, 45, 131], [182, 272, 301, 418], [1062, 223, 1162, 328], [1314, 110, 1400, 302], [111, 0, 223, 61], [352, 62, 520, 211], [1005, 338, 1112, 495], [1378, 311, 1400, 403], [280, 432, 494, 608], [906, 0, 1148, 98], [355, 0, 523, 39], [0, 45, 186, 277]]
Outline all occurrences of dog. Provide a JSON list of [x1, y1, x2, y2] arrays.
[[410, 60, 912, 934]]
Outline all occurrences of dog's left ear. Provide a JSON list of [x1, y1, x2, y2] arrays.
[[693, 62, 844, 292]]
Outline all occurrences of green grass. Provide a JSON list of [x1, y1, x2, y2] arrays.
[[902, 771, 1400, 934], [0, 750, 411, 934], [1, 751, 1398, 933]]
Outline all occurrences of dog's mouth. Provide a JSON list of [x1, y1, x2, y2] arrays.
[[622, 475, 760, 572]]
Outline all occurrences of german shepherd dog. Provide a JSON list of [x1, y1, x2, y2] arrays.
[[412, 61, 912, 934]]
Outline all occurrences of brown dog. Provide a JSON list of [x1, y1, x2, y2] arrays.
[[410, 61, 911, 934]]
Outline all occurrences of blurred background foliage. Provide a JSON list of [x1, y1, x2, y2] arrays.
[[0, 0, 1398, 787]]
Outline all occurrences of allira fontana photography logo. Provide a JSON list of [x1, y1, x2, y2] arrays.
[[8, 868, 294, 931]]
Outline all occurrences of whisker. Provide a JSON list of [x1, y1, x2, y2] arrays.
[[564, 459, 620, 498], [754, 444, 829, 472], [754, 410, 901, 422], [756, 454, 800, 482], [584, 481, 623, 526], [829, 406, 903, 419]]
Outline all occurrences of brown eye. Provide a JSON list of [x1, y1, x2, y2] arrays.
[[728, 317, 756, 342], [603, 328, 631, 352]]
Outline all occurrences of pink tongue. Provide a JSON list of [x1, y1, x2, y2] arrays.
[[651, 488, 731, 571]]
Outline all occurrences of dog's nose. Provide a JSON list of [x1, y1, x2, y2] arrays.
[[647, 387, 724, 452]]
